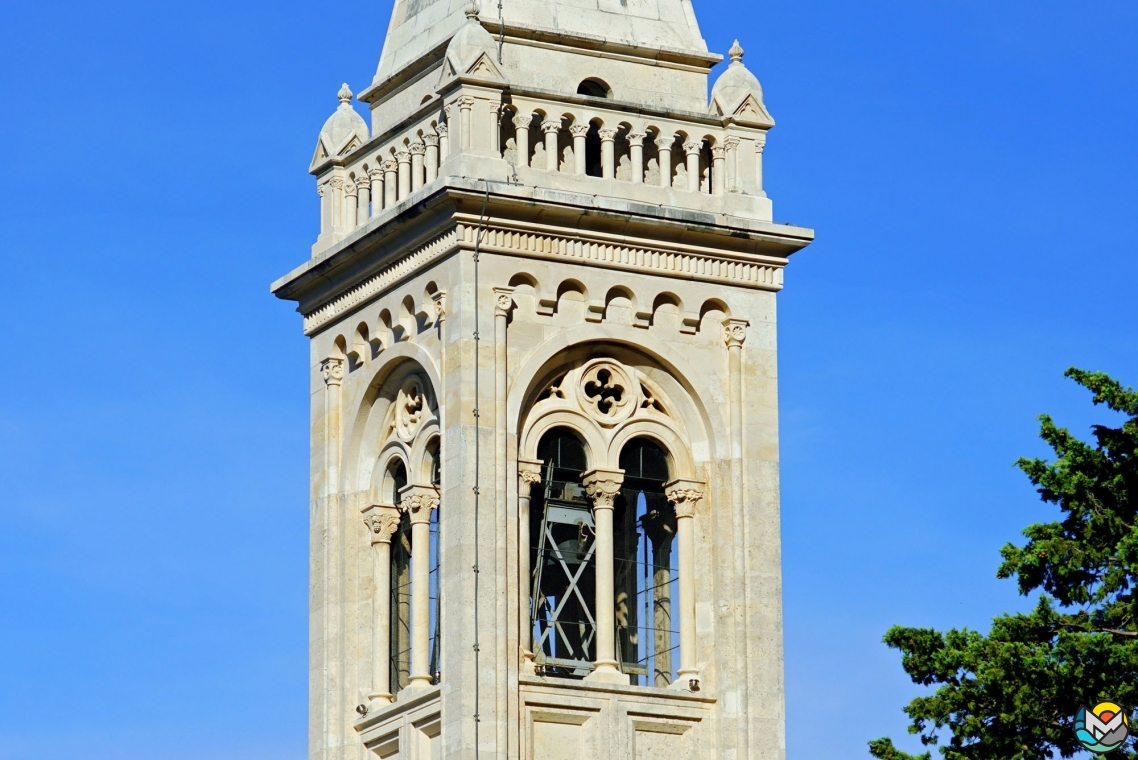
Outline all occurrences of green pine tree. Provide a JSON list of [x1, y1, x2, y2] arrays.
[[870, 369, 1138, 760]]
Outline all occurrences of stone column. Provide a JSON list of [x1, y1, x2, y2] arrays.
[[541, 120, 561, 171], [317, 181, 330, 235], [343, 180, 358, 228], [627, 132, 646, 184], [655, 136, 673, 188], [329, 176, 344, 231], [320, 357, 344, 491], [356, 174, 371, 221], [599, 128, 618, 179], [683, 141, 702, 193], [410, 143, 426, 192], [711, 146, 726, 195], [458, 96, 474, 151], [569, 125, 589, 175], [664, 480, 704, 685], [437, 122, 450, 162], [723, 317, 749, 750], [383, 159, 397, 209], [517, 459, 543, 671], [512, 115, 531, 169], [424, 134, 440, 182], [396, 151, 411, 201], [755, 136, 767, 194], [400, 484, 440, 691], [363, 505, 402, 707], [724, 136, 740, 192], [369, 169, 384, 217], [582, 468, 628, 684]]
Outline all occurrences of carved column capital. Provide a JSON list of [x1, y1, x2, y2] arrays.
[[399, 484, 440, 525], [329, 176, 345, 190], [396, 150, 411, 164], [582, 468, 625, 510], [343, 180, 358, 198], [369, 168, 384, 182], [541, 120, 562, 135], [723, 318, 749, 349], [493, 286, 515, 317], [518, 459, 543, 494], [711, 146, 726, 160], [321, 357, 344, 386], [569, 124, 590, 138], [664, 479, 706, 519], [458, 96, 475, 110], [655, 134, 675, 150], [355, 173, 371, 189], [409, 142, 426, 156], [683, 140, 703, 156], [598, 128, 618, 142], [362, 505, 402, 544], [423, 133, 439, 147], [432, 290, 447, 320], [512, 115, 532, 130], [317, 181, 326, 198], [436, 122, 449, 138], [724, 136, 741, 150], [755, 136, 767, 154], [382, 158, 398, 173], [626, 132, 646, 147]]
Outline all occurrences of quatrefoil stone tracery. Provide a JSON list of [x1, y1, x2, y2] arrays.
[[579, 360, 638, 426]]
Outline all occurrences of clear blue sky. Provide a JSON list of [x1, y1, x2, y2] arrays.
[[1, 1, 1135, 758]]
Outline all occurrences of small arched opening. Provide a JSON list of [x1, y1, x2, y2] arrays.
[[387, 459, 412, 695], [577, 78, 611, 98]]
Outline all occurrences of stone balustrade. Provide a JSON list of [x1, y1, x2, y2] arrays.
[[312, 87, 770, 248]]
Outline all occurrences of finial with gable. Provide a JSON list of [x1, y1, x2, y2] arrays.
[[729, 40, 744, 65], [338, 83, 353, 105]]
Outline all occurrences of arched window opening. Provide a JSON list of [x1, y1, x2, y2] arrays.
[[585, 122, 602, 178], [530, 429, 596, 678], [577, 78, 610, 98], [615, 438, 677, 686], [388, 460, 412, 695]]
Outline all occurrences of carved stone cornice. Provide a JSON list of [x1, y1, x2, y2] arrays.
[[582, 469, 625, 510], [664, 479, 705, 519], [321, 357, 344, 386], [362, 504, 402, 544], [723, 318, 749, 348], [399, 484, 440, 525], [300, 222, 785, 335]]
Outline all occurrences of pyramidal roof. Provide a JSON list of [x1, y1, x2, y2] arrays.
[[374, 0, 709, 84]]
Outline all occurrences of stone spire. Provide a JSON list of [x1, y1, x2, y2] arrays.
[[373, 0, 710, 84]]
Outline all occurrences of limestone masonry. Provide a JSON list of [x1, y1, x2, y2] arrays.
[[272, 0, 813, 757]]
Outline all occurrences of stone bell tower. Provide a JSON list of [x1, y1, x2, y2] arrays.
[[272, 0, 813, 758]]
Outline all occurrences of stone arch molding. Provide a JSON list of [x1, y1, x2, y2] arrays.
[[345, 355, 441, 503], [519, 356, 695, 477]]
